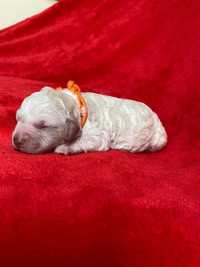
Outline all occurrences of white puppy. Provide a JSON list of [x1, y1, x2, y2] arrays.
[[12, 86, 167, 154]]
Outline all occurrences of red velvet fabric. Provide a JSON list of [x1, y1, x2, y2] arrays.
[[0, 0, 199, 266]]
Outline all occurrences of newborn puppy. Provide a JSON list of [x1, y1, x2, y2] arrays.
[[12, 86, 167, 154]]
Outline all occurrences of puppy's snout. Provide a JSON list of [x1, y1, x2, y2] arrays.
[[13, 133, 30, 148]]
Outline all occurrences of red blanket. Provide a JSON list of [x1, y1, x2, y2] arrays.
[[0, 0, 199, 266]]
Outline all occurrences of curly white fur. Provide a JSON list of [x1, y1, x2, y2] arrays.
[[12, 87, 167, 154]]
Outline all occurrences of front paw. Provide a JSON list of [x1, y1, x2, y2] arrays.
[[54, 145, 70, 155]]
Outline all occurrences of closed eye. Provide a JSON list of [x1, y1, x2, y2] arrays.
[[34, 120, 48, 129], [34, 121, 58, 130]]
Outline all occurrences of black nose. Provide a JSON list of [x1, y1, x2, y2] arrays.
[[13, 133, 29, 148]]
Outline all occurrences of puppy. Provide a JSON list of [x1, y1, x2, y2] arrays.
[[12, 86, 167, 154]]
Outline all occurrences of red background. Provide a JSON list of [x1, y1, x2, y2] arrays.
[[0, 0, 199, 266]]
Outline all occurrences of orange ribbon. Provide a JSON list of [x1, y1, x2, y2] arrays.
[[57, 81, 88, 128]]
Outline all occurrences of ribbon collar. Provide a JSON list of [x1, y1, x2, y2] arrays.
[[57, 81, 88, 128]]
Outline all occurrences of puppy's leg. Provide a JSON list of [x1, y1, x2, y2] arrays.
[[55, 128, 110, 155], [54, 145, 71, 155]]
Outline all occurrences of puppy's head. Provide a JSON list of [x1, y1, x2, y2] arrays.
[[12, 87, 80, 154]]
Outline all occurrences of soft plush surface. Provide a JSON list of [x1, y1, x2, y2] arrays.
[[0, 0, 199, 266]]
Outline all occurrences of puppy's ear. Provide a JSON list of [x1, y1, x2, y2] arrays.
[[58, 91, 81, 143], [58, 91, 81, 142], [64, 112, 81, 143], [64, 114, 80, 143], [57, 90, 75, 113]]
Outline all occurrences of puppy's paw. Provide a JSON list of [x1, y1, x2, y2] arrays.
[[54, 145, 70, 155]]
